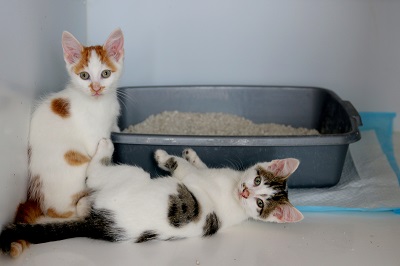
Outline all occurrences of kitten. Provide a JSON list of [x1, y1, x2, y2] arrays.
[[0, 139, 303, 254], [10, 29, 124, 257]]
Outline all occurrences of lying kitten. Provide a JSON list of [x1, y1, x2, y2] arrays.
[[0, 139, 303, 254], [11, 29, 124, 257]]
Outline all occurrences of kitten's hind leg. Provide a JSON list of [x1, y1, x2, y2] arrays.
[[154, 149, 196, 179], [182, 148, 208, 169]]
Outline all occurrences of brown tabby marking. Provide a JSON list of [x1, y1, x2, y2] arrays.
[[202, 212, 220, 237], [46, 208, 74, 219], [164, 158, 178, 171], [135, 230, 159, 243], [168, 184, 201, 228], [51, 98, 71, 118], [256, 166, 289, 219], [100, 157, 112, 166], [64, 150, 90, 166], [73, 46, 117, 74]]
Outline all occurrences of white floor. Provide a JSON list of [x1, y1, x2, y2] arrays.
[[1, 133, 400, 266]]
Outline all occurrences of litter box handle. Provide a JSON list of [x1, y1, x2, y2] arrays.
[[343, 101, 363, 127]]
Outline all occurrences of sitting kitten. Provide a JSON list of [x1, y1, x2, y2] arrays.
[[10, 29, 124, 257], [0, 139, 303, 254]]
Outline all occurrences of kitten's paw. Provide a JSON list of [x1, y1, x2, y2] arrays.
[[154, 149, 169, 164], [93, 138, 114, 161], [154, 149, 177, 172], [10, 240, 27, 258], [183, 148, 207, 168], [182, 148, 198, 163], [76, 196, 91, 218]]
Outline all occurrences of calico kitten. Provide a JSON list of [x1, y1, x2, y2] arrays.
[[0, 139, 303, 254], [10, 29, 124, 257]]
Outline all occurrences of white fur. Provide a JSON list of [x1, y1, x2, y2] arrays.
[[85, 139, 303, 241], [28, 29, 124, 217]]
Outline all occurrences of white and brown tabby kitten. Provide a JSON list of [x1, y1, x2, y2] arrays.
[[10, 29, 124, 257], [0, 139, 303, 254]]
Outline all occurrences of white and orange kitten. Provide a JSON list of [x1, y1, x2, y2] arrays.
[[11, 29, 124, 257], [0, 139, 303, 254]]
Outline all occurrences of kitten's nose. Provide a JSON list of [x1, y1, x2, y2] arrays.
[[90, 82, 104, 94], [240, 188, 250, 199], [91, 83, 102, 91]]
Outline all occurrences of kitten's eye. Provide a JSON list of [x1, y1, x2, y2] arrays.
[[256, 198, 264, 209], [254, 176, 262, 186], [79, 72, 90, 80], [101, 70, 111, 78]]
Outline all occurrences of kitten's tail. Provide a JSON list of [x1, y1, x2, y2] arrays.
[[0, 208, 125, 256]]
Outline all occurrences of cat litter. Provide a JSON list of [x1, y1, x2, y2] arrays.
[[112, 86, 361, 188], [122, 111, 320, 136]]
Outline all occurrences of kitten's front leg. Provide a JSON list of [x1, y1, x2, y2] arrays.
[[86, 138, 115, 188], [182, 148, 208, 169], [154, 149, 197, 179]]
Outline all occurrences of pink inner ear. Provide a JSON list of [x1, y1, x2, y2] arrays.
[[268, 158, 300, 178], [62, 31, 83, 65], [104, 28, 124, 62], [272, 204, 304, 223]]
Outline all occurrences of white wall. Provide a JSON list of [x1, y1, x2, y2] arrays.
[[88, 0, 400, 130], [0, 1, 86, 227]]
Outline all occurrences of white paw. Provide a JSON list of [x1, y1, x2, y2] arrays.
[[183, 148, 198, 164], [94, 138, 114, 159], [154, 149, 169, 164], [76, 197, 91, 218]]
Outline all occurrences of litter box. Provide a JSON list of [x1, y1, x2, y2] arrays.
[[111, 86, 362, 188]]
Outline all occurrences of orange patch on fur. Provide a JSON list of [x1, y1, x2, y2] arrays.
[[14, 199, 43, 224], [47, 208, 74, 219], [64, 150, 90, 166], [11, 188, 44, 258], [51, 98, 70, 118], [73, 45, 117, 74]]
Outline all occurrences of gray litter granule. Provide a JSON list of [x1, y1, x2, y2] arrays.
[[122, 111, 320, 136]]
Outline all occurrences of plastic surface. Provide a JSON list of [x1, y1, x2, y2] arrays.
[[111, 86, 362, 188]]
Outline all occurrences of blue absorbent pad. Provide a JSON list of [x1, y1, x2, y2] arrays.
[[292, 112, 400, 213]]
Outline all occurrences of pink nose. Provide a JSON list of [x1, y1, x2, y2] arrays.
[[240, 188, 250, 199], [91, 83, 102, 92]]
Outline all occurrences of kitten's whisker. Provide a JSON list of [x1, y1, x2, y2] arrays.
[[116, 90, 135, 111]]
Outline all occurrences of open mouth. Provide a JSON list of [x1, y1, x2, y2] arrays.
[[239, 185, 250, 199]]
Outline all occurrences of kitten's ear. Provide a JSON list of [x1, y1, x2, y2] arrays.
[[103, 28, 124, 62], [271, 203, 304, 223], [62, 31, 83, 65], [266, 158, 300, 180]]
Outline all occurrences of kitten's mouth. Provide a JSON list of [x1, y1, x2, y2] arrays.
[[239, 187, 250, 199], [92, 92, 103, 97], [90, 83, 105, 97]]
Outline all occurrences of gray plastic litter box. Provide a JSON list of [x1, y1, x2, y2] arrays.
[[111, 86, 362, 188]]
